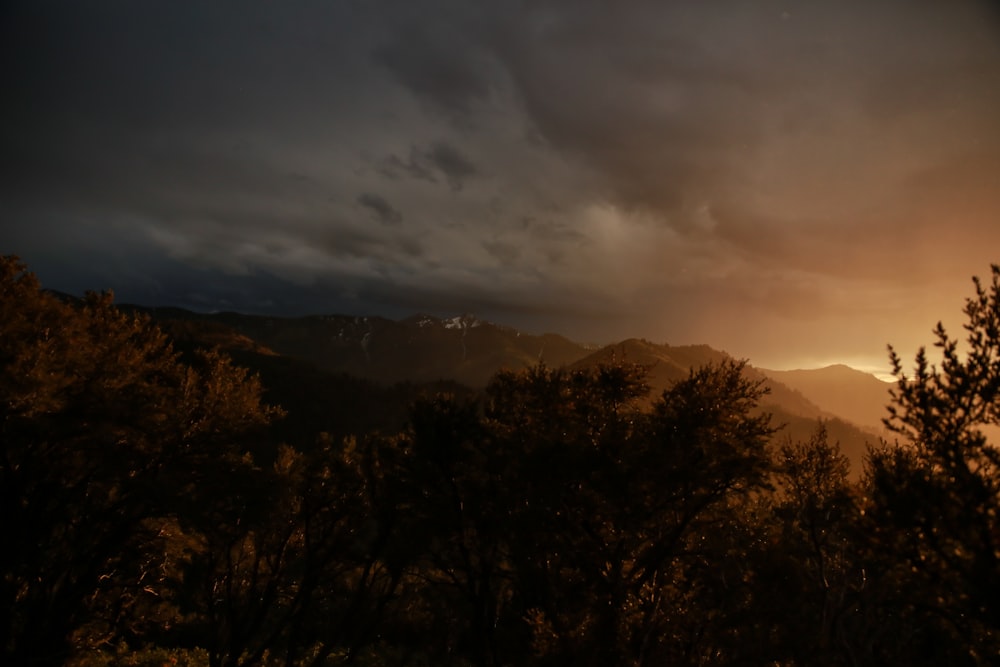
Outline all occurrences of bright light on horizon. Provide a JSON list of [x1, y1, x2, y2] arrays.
[[760, 356, 897, 383]]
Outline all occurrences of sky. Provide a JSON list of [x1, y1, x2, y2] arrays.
[[3, 0, 1000, 375]]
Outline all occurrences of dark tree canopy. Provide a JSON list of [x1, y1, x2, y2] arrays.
[[0, 257, 281, 666], [866, 265, 1000, 663]]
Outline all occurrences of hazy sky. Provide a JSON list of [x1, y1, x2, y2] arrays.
[[4, 0, 1000, 374]]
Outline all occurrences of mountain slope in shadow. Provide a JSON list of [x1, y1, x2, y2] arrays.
[[133, 307, 592, 387]]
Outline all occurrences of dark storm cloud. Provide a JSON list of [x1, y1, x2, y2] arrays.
[[508, 2, 1000, 219], [377, 141, 477, 191], [373, 23, 494, 116], [358, 193, 404, 225], [4, 0, 1000, 372], [318, 225, 424, 264], [422, 142, 478, 191], [482, 239, 521, 266], [378, 151, 438, 184]]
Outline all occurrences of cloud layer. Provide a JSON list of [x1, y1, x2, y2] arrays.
[[3, 0, 1000, 371]]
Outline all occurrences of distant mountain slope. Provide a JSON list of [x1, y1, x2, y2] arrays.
[[759, 364, 894, 432], [571, 339, 821, 415], [130, 307, 593, 387], [572, 340, 874, 473], [570, 339, 730, 388], [132, 307, 877, 475]]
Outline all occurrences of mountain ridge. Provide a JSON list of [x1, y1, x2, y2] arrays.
[[759, 364, 894, 433], [123, 304, 884, 474]]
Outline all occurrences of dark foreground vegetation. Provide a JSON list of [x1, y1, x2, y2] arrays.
[[4, 255, 1000, 666]]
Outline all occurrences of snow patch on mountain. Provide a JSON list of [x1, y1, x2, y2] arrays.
[[443, 314, 482, 330]]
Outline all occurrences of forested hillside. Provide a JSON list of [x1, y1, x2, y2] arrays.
[[128, 307, 591, 388], [6, 255, 1000, 666], [572, 338, 875, 474], [131, 305, 879, 474]]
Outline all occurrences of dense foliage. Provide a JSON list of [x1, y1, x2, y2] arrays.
[[5, 255, 1000, 666]]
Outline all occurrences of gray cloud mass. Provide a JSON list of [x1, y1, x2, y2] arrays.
[[2, 0, 1000, 373], [358, 193, 404, 225]]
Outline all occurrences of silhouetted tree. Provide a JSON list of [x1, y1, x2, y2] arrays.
[[0, 257, 280, 666], [867, 264, 1000, 664], [758, 426, 873, 666], [606, 359, 774, 666], [397, 359, 776, 667]]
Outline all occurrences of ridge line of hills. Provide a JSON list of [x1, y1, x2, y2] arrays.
[[115, 304, 894, 475]]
